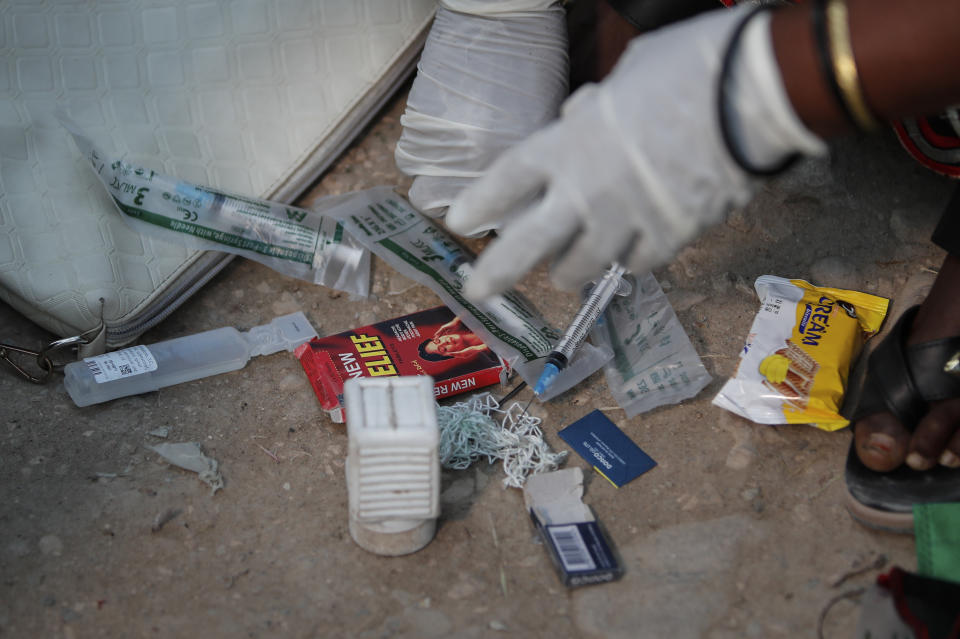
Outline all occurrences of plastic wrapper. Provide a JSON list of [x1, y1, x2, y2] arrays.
[[591, 272, 712, 417], [713, 275, 889, 431], [148, 442, 223, 495], [317, 187, 612, 400], [62, 115, 370, 296]]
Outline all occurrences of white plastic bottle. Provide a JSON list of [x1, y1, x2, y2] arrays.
[[63, 312, 317, 407]]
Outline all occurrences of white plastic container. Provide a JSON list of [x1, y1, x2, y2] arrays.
[[344, 376, 440, 556], [63, 312, 317, 407]]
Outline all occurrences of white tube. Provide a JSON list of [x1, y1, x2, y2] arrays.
[[63, 312, 316, 406]]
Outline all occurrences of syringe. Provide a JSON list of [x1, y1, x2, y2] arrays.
[[534, 263, 629, 396]]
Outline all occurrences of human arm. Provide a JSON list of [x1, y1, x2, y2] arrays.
[[773, 0, 960, 138], [446, 0, 960, 300]]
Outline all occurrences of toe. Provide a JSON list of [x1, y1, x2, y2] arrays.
[[940, 436, 960, 468], [908, 398, 960, 470], [854, 412, 911, 472], [939, 427, 960, 467]]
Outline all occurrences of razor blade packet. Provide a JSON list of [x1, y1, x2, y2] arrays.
[[523, 468, 623, 588]]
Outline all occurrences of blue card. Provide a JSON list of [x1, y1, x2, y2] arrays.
[[558, 410, 657, 488]]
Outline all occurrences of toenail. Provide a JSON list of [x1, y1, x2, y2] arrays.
[[939, 450, 960, 468], [906, 452, 934, 471], [864, 433, 896, 453]]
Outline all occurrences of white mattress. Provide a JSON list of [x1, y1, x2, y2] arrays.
[[0, 0, 435, 343]]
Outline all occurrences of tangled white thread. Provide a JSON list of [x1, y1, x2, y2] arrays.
[[437, 392, 567, 488]]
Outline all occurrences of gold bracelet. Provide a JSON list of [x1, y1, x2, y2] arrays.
[[825, 0, 879, 131]]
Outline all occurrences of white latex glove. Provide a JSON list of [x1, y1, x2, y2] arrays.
[[395, 3, 568, 218], [446, 6, 827, 300]]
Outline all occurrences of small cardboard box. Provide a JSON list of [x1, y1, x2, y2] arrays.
[[296, 305, 507, 422]]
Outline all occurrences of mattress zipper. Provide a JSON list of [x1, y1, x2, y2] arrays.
[[105, 252, 235, 347]]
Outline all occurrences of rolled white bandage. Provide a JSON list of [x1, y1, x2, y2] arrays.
[[441, 0, 559, 16], [395, 4, 568, 217]]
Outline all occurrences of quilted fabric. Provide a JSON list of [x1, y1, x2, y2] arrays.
[[0, 0, 434, 344]]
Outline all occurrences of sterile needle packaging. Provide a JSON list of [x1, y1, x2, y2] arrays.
[[319, 188, 614, 398], [592, 271, 713, 416], [61, 115, 371, 297], [62, 110, 610, 397]]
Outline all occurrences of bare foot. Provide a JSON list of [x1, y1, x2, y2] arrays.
[[854, 254, 960, 472]]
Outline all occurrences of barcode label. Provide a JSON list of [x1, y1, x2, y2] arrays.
[[83, 345, 158, 384], [547, 525, 596, 572]]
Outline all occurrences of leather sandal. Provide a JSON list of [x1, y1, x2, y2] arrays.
[[844, 305, 960, 533]]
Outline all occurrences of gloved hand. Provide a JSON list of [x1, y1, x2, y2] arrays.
[[446, 5, 826, 300], [395, 2, 568, 219]]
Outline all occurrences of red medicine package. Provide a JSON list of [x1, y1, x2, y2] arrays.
[[296, 305, 508, 422]]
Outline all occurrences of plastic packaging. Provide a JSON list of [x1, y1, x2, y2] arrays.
[[536, 263, 630, 395], [61, 115, 371, 297], [712, 276, 889, 430], [395, 4, 568, 217], [64, 312, 317, 407], [148, 442, 223, 495], [319, 187, 613, 400], [591, 272, 712, 417]]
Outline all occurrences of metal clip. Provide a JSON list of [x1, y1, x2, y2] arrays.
[[1, 334, 92, 384], [0, 343, 54, 384], [42, 335, 92, 366]]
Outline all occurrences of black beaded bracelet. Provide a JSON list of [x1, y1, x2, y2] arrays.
[[717, 5, 800, 177]]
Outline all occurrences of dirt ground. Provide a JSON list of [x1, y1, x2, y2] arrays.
[[1, 88, 954, 638]]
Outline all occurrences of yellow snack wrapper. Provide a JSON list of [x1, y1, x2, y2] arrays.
[[713, 275, 889, 431]]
